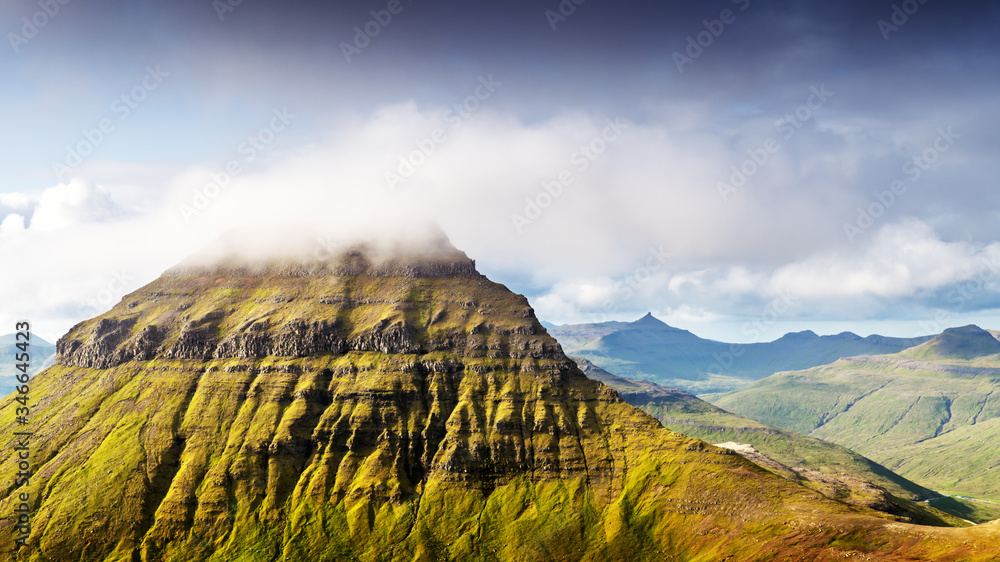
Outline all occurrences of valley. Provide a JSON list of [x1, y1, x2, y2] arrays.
[[709, 326, 1000, 505]]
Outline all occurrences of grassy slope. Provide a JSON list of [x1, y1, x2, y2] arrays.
[[582, 369, 989, 525], [3, 358, 993, 561], [711, 348, 1000, 503], [574, 359, 938, 502]]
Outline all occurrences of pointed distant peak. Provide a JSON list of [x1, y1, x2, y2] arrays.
[[630, 313, 674, 329]]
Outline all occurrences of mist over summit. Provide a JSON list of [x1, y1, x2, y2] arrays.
[[173, 220, 469, 273]]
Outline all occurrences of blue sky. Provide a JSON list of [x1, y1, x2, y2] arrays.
[[2, 0, 1000, 343]]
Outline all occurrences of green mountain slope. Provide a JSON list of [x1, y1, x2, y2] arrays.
[[711, 325, 1000, 504], [550, 314, 930, 393], [572, 359, 943, 506], [2, 234, 999, 561]]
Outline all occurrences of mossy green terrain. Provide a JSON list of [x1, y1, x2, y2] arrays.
[[711, 326, 1000, 505], [1, 241, 999, 560], [573, 358, 971, 526], [574, 358, 932, 499]]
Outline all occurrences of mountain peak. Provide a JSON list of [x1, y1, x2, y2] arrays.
[[630, 312, 677, 330], [635, 311, 662, 323], [901, 324, 1000, 360], [833, 331, 862, 340], [54, 229, 518, 370], [942, 324, 989, 336], [775, 329, 819, 342]]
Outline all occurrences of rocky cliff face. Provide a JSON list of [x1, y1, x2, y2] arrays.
[[2, 235, 998, 561]]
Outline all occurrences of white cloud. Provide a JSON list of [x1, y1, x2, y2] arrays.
[[769, 219, 1000, 298], [0, 214, 26, 236], [660, 305, 722, 326], [0, 103, 997, 342], [29, 180, 125, 232]]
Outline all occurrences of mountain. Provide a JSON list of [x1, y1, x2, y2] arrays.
[[0, 333, 56, 396], [710, 325, 1000, 507], [902, 324, 1000, 360], [572, 358, 969, 526], [1, 232, 998, 560], [549, 314, 932, 393]]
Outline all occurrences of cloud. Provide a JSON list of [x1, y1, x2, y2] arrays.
[[660, 305, 722, 327], [530, 218, 1000, 329], [30, 180, 126, 231], [1, 100, 997, 342], [0, 214, 26, 236], [0, 180, 126, 234], [769, 220, 1000, 299]]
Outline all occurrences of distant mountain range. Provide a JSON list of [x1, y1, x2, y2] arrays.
[[710, 325, 1000, 508], [0, 333, 56, 396], [547, 313, 932, 393]]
